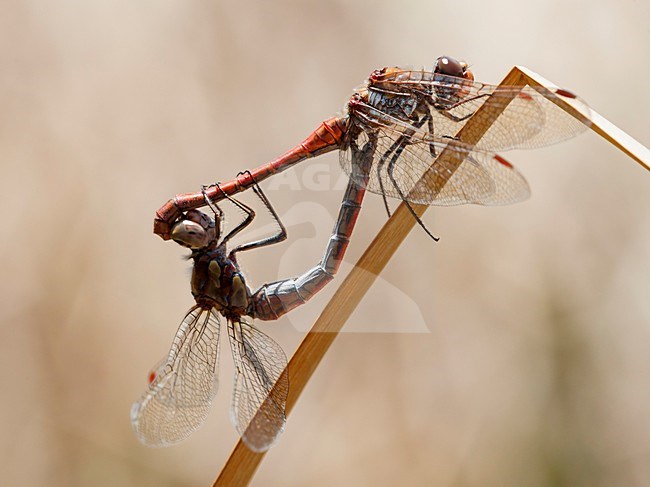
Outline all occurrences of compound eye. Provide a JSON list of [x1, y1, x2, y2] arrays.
[[434, 56, 464, 78], [185, 209, 215, 229], [171, 219, 209, 249]]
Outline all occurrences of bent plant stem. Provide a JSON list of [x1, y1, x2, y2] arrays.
[[213, 65, 647, 487]]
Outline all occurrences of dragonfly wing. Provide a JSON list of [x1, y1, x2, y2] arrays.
[[372, 70, 590, 150], [131, 306, 222, 447], [227, 319, 288, 452], [341, 107, 530, 206]]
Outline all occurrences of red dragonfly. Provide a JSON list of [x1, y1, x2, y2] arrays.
[[133, 170, 370, 451], [153, 55, 590, 241]]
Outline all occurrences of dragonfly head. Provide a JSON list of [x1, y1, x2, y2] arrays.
[[434, 56, 474, 82], [170, 210, 218, 250]]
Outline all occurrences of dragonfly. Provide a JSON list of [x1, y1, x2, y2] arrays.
[[153, 55, 590, 241], [132, 163, 371, 451]]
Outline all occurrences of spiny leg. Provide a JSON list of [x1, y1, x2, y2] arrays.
[[426, 111, 437, 157], [229, 170, 287, 259], [375, 112, 431, 218], [433, 92, 492, 123], [376, 136, 404, 218], [422, 105, 461, 155], [201, 187, 225, 242], [202, 189, 224, 220], [386, 146, 440, 242], [203, 182, 256, 246]]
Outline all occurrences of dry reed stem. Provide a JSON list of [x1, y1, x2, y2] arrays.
[[213, 66, 649, 487]]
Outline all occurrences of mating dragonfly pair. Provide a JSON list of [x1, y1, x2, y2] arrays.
[[132, 56, 591, 452]]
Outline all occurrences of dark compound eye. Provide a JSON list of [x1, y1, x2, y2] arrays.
[[434, 56, 464, 78]]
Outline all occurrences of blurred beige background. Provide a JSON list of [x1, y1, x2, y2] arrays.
[[1, 1, 649, 486]]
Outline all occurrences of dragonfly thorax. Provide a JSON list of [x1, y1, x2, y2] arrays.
[[190, 248, 252, 318], [367, 88, 419, 119]]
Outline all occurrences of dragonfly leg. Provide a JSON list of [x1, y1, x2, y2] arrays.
[[440, 110, 472, 123], [425, 112, 437, 157], [249, 135, 377, 321], [435, 92, 492, 122], [375, 112, 431, 217], [203, 182, 256, 246], [229, 171, 288, 259], [386, 146, 440, 242], [200, 186, 225, 242], [376, 136, 404, 218], [423, 112, 456, 152]]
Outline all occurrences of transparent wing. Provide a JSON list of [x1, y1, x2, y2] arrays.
[[341, 102, 530, 206], [368, 69, 591, 150], [131, 306, 222, 447], [227, 319, 288, 452]]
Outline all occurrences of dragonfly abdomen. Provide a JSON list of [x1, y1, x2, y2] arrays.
[[249, 176, 367, 321]]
